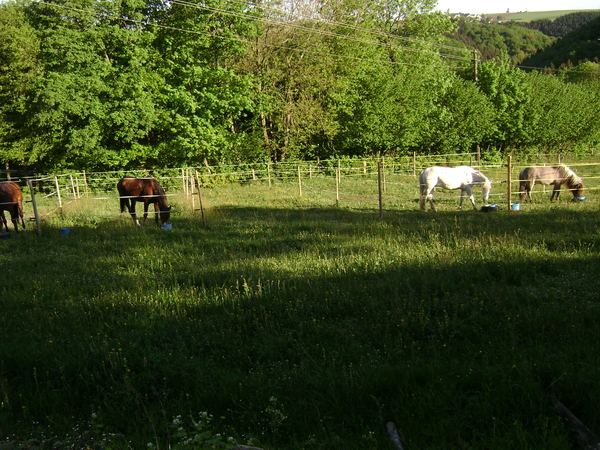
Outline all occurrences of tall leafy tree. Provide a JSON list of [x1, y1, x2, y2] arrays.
[[477, 54, 534, 150], [149, 0, 259, 166], [0, 0, 42, 169], [238, 20, 342, 161], [525, 70, 600, 151], [26, 0, 160, 170], [421, 75, 496, 154]]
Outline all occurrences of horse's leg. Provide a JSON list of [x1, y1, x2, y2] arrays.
[[153, 201, 160, 226], [419, 186, 426, 211], [458, 186, 475, 210], [19, 204, 25, 230], [423, 187, 436, 211], [9, 208, 20, 233], [525, 180, 533, 202], [128, 201, 140, 226], [465, 186, 477, 210], [0, 211, 7, 232], [551, 183, 560, 201], [142, 201, 150, 225]]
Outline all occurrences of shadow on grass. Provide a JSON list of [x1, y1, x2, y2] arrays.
[[1, 204, 599, 449]]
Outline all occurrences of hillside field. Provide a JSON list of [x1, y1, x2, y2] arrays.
[[483, 9, 600, 21], [1, 159, 600, 449]]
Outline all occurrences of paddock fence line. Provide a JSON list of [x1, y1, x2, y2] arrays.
[[11, 153, 600, 234]]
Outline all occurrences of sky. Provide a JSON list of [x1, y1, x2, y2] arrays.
[[434, 0, 600, 14]]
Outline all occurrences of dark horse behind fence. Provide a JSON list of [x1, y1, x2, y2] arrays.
[[117, 177, 171, 226], [0, 181, 26, 233], [519, 164, 584, 202]]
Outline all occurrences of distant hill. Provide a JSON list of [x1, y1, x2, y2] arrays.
[[446, 19, 555, 64], [521, 15, 600, 68], [515, 11, 600, 37], [481, 9, 599, 22], [444, 10, 600, 67]]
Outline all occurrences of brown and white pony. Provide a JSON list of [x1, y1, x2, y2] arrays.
[[518, 164, 584, 202]]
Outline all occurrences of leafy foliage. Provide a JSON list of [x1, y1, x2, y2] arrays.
[[448, 19, 555, 63], [0, 0, 599, 171]]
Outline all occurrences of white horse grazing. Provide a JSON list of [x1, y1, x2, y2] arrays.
[[419, 166, 492, 211]]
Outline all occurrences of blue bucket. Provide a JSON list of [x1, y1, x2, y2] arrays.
[[161, 223, 172, 230], [511, 203, 520, 211], [60, 227, 73, 236]]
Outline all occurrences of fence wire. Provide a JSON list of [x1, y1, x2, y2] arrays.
[[5, 154, 599, 229]]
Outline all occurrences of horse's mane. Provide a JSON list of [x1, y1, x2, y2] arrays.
[[557, 164, 583, 188], [470, 170, 491, 186]]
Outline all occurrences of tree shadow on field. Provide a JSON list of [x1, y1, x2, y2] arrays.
[[2, 203, 599, 302], [2, 203, 600, 447]]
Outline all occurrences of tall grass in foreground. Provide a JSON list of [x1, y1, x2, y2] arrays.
[[1, 178, 600, 449]]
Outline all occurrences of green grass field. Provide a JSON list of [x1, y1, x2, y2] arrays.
[[1, 161, 600, 449]]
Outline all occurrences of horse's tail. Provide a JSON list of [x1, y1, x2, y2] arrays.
[[17, 199, 25, 229], [418, 171, 427, 210], [518, 168, 532, 201]]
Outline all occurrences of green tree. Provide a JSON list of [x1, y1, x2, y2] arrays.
[[477, 54, 534, 150], [149, 0, 259, 166], [560, 60, 600, 84], [236, 20, 340, 161], [422, 75, 496, 154], [26, 0, 160, 170], [525, 70, 600, 151], [0, 0, 42, 169]]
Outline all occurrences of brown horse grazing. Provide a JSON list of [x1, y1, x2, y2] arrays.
[[117, 177, 171, 227], [0, 181, 26, 233], [519, 164, 584, 202]]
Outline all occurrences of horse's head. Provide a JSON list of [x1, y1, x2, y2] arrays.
[[160, 204, 171, 226], [564, 170, 584, 199], [570, 182, 584, 199], [481, 180, 492, 203]]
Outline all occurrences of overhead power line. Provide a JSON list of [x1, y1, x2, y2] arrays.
[[36, 0, 475, 67], [170, 0, 477, 62]]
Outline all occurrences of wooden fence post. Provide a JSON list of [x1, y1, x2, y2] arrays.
[[335, 165, 340, 207], [54, 176, 62, 209], [26, 179, 41, 236], [69, 174, 77, 198], [378, 161, 383, 220], [83, 170, 89, 197], [194, 170, 207, 229], [507, 155, 512, 211], [190, 173, 196, 211], [297, 165, 302, 196], [382, 156, 386, 193]]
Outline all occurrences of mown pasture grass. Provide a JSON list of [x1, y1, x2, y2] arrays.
[[1, 166, 600, 449]]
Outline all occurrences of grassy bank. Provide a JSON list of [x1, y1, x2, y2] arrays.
[[1, 175, 600, 449]]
